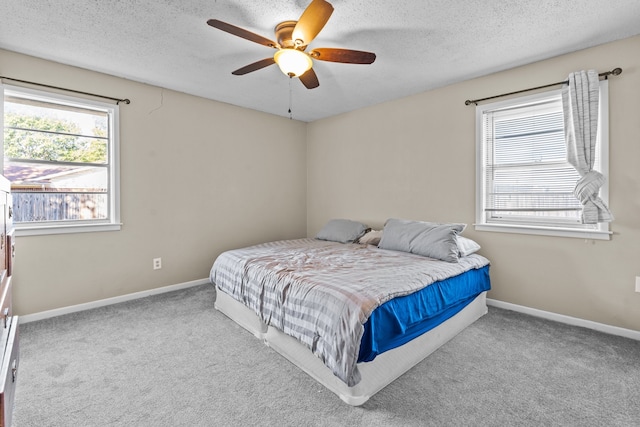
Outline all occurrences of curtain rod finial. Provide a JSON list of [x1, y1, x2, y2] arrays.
[[611, 67, 622, 76]]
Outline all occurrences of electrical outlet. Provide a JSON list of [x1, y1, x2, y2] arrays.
[[153, 258, 162, 270], [636, 276, 640, 293]]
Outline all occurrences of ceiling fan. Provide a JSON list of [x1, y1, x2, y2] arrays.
[[207, 0, 376, 89]]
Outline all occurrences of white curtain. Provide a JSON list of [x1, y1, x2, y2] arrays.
[[562, 70, 613, 224]]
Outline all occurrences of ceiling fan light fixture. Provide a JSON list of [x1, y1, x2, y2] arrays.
[[274, 49, 312, 77]]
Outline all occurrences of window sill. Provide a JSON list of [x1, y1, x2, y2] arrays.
[[474, 223, 611, 240], [16, 222, 122, 237]]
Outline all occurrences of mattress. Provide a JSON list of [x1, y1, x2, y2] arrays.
[[359, 265, 490, 361], [210, 238, 490, 387]]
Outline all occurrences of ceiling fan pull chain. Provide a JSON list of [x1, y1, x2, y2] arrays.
[[288, 76, 293, 120]]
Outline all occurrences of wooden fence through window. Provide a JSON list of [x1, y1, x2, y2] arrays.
[[12, 192, 107, 222]]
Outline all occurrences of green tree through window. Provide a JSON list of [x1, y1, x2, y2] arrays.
[[4, 113, 107, 163]]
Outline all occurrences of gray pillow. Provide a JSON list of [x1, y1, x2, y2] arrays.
[[316, 219, 370, 244], [378, 218, 466, 262]]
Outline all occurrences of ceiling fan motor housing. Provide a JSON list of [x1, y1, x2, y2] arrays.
[[275, 21, 300, 48]]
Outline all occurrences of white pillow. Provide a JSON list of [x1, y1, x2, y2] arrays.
[[358, 230, 382, 245], [457, 236, 481, 257]]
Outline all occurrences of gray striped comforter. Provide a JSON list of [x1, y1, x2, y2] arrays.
[[209, 238, 489, 386]]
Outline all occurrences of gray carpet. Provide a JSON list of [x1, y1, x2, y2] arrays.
[[13, 284, 640, 427]]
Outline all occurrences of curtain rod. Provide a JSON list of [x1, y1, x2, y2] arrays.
[[0, 75, 131, 105], [464, 67, 622, 106]]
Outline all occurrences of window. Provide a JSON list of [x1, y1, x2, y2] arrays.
[[475, 81, 610, 240], [1, 85, 120, 235]]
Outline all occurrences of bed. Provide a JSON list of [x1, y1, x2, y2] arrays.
[[209, 219, 490, 405]]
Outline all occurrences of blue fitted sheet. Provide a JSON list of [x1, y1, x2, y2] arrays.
[[358, 265, 491, 362]]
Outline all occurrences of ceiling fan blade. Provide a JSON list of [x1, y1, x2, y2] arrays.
[[207, 19, 278, 48], [299, 68, 320, 89], [310, 48, 376, 64], [292, 0, 334, 47], [232, 58, 276, 75]]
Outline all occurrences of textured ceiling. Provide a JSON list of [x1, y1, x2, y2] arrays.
[[1, 1, 640, 122]]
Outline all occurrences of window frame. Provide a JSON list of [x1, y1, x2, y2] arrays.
[[475, 81, 611, 240], [2, 84, 121, 236]]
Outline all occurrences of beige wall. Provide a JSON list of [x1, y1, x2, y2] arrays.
[[4, 35, 640, 332], [1, 49, 308, 315], [307, 35, 640, 331]]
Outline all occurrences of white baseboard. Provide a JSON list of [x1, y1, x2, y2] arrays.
[[19, 286, 639, 342], [19, 278, 210, 324], [487, 298, 640, 341]]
